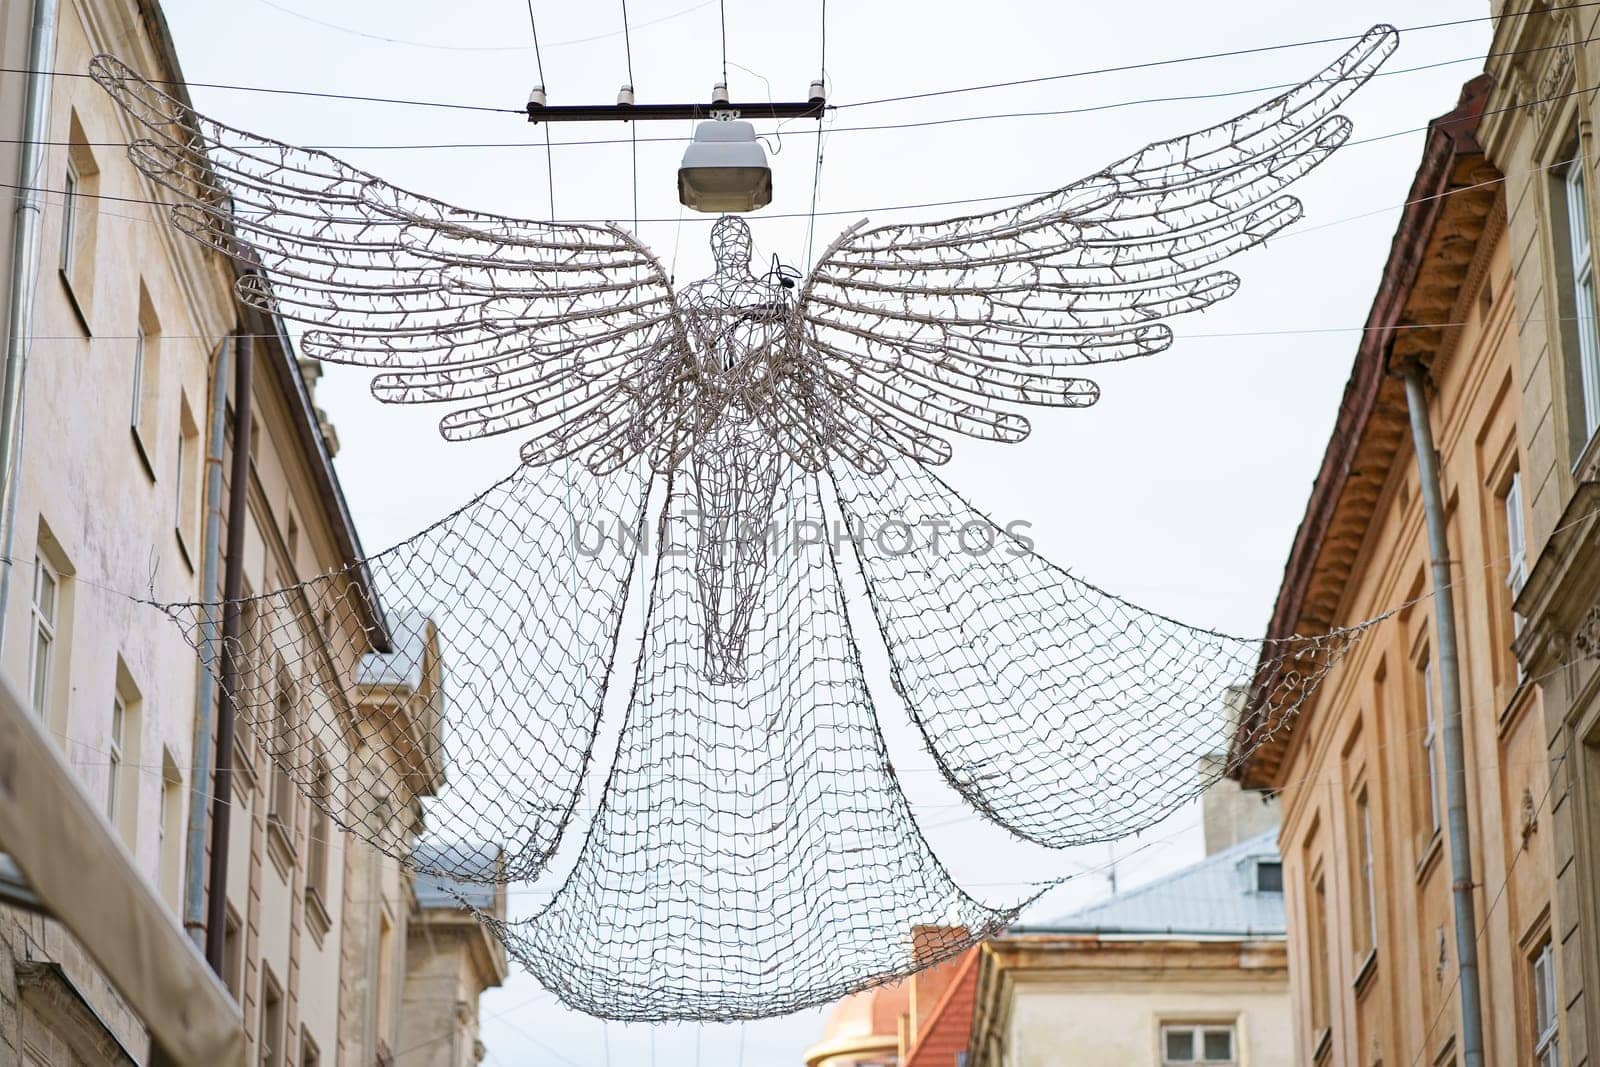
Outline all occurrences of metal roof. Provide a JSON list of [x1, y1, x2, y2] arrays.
[[355, 610, 435, 691], [411, 842, 501, 911], [1011, 830, 1285, 939]]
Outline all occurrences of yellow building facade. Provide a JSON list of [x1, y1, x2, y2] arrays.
[[1481, 4, 1600, 1063], [1232, 77, 1563, 1065]]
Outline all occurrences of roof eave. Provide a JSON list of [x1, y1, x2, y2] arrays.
[[1230, 74, 1496, 788]]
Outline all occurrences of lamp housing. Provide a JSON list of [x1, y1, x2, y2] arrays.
[[678, 120, 772, 213]]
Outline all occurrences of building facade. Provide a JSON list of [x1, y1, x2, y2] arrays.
[[1480, 4, 1600, 1064], [966, 832, 1291, 1067], [1230, 77, 1565, 1065], [0, 0, 504, 1063]]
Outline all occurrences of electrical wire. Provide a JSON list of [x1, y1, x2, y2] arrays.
[[3, 76, 1585, 232], [718, 0, 729, 87], [620, 0, 639, 232], [9, 35, 1573, 159], [803, 0, 827, 267], [0, 4, 1581, 119], [252, 0, 718, 54], [0, 64, 526, 115], [838, 4, 1591, 110], [524, 0, 546, 90]]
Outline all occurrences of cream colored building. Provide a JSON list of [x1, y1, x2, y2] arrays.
[[1230, 75, 1565, 1065], [965, 832, 1291, 1067], [0, 0, 505, 1062], [1480, 4, 1600, 1064]]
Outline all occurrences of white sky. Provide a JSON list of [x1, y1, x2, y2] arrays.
[[152, 1, 1493, 1062]]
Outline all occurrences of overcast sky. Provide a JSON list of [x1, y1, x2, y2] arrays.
[[151, 1, 1494, 1062]]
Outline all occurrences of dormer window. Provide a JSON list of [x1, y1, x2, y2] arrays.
[[1255, 859, 1283, 893]]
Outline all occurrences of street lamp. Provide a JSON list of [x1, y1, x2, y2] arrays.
[[677, 120, 771, 213]]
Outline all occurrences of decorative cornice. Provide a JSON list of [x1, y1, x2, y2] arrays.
[[1233, 75, 1500, 789], [1513, 481, 1600, 675]]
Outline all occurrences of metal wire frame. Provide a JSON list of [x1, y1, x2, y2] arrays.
[[101, 25, 1399, 1021]]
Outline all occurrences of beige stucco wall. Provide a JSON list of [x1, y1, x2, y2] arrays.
[[1264, 214, 1560, 1066], [970, 938, 1290, 1067], [1002, 982, 1290, 1067], [1480, 6, 1600, 1065]]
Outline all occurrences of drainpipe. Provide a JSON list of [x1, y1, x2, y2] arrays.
[[182, 334, 234, 947], [204, 334, 252, 974], [0, 0, 60, 647], [1400, 359, 1485, 1067]]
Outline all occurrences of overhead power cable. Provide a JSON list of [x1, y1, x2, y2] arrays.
[[0, 4, 1585, 118], [0, 38, 1576, 160], [6, 76, 1585, 229], [253, 0, 717, 53], [839, 4, 1591, 109], [2, 35, 1575, 158]]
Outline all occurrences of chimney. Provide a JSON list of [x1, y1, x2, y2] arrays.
[[1200, 685, 1280, 854], [906, 925, 968, 1051], [296, 357, 341, 458]]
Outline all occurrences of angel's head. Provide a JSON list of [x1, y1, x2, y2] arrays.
[[709, 216, 754, 274]]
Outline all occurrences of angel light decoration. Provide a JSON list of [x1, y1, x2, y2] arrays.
[[95, 25, 1395, 1021]]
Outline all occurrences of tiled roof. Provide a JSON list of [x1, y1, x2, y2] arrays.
[[1013, 831, 1285, 939], [903, 948, 981, 1067], [411, 842, 500, 910]]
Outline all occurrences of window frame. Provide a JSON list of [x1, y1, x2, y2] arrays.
[[259, 966, 284, 1067], [130, 325, 146, 430], [1159, 1022, 1237, 1065], [1351, 785, 1378, 961], [1532, 939, 1560, 1067], [28, 557, 58, 719], [221, 904, 244, 1001], [1255, 858, 1283, 894], [1309, 866, 1332, 1050], [60, 158, 79, 276], [1421, 655, 1442, 835], [1564, 153, 1600, 441], [107, 691, 125, 823]]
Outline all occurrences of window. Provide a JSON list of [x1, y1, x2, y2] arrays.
[[285, 513, 299, 573], [175, 394, 200, 552], [375, 912, 395, 1043], [1161, 1024, 1236, 1065], [268, 683, 297, 832], [1420, 656, 1442, 835], [1255, 859, 1283, 893], [1533, 940, 1559, 1067], [106, 663, 142, 844], [299, 1030, 320, 1067], [1310, 871, 1331, 1053], [1505, 471, 1529, 658], [1351, 788, 1377, 959], [1506, 471, 1528, 600], [159, 748, 184, 911], [28, 558, 58, 719], [306, 750, 330, 899], [60, 159, 79, 275], [59, 112, 99, 317], [1563, 153, 1600, 441], [222, 906, 244, 1001], [107, 692, 125, 822], [130, 325, 146, 428], [130, 287, 162, 466], [260, 967, 284, 1067]]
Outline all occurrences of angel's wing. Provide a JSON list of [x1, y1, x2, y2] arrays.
[[91, 55, 694, 472], [792, 25, 1398, 470]]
